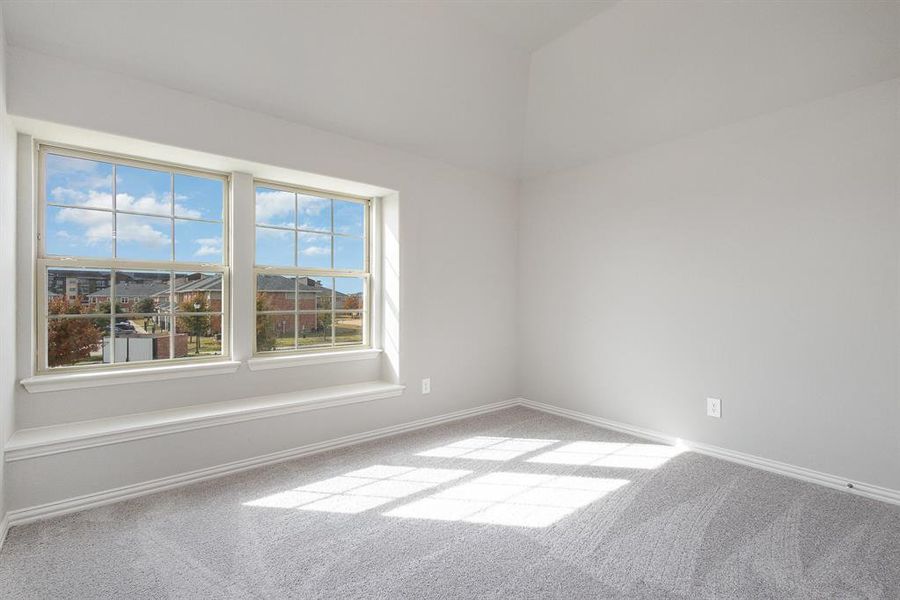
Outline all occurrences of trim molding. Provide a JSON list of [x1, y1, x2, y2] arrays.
[[0, 512, 8, 552], [519, 398, 900, 507], [6, 398, 519, 527], [21, 360, 242, 393], [247, 348, 382, 371], [6, 382, 406, 462]]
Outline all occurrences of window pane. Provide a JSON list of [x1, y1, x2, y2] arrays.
[[298, 232, 331, 268], [297, 195, 331, 232], [256, 226, 295, 266], [111, 314, 174, 364], [47, 315, 109, 367], [334, 236, 364, 271], [255, 187, 295, 227], [41, 150, 231, 370], [335, 277, 364, 310], [256, 313, 295, 352], [176, 313, 222, 357], [174, 173, 223, 220], [112, 270, 170, 314], [45, 153, 113, 209], [298, 276, 332, 310], [116, 213, 172, 261], [175, 219, 223, 263], [116, 165, 171, 216], [335, 312, 363, 345], [173, 272, 222, 313], [45, 206, 113, 258], [257, 274, 296, 311], [334, 200, 364, 237], [298, 312, 331, 348], [120, 313, 170, 337], [47, 267, 112, 314]]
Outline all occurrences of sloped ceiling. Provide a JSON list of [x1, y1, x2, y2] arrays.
[[522, 0, 900, 177], [3, 1, 898, 179]]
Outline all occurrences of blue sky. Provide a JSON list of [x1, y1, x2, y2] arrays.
[[255, 186, 365, 269], [334, 276, 364, 301], [45, 153, 224, 263], [43, 154, 364, 271]]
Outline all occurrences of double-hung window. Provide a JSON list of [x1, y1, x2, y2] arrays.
[[254, 181, 370, 354], [37, 144, 229, 371]]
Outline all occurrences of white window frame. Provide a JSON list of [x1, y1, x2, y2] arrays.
[[253, 179, 371, 356], [35, 142, 232, 374]]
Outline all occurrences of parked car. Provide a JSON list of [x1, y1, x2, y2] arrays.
[[114, 322, 136, 334]]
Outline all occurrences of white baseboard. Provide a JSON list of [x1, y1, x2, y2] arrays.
[[0, 512, 8, 552], [6, 395, 898, 533], [519, 398, 900, 507], [6, 398, 520, 527]]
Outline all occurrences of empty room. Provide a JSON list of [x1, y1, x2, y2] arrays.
[[0, 0, 897, 597]]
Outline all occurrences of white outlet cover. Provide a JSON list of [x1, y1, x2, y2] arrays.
[[707, 397, 721, 418], [422, 378, 431, 394]]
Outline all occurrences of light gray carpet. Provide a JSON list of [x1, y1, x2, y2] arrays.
[[1, 406, 898, 599]]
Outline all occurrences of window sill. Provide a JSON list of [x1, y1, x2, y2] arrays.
[[247, 348, 382, 371], [20, 360, 242, 394], [5, 381, 406, 461]]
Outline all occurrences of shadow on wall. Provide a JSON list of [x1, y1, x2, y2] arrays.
[[243, 435, 685, 528]]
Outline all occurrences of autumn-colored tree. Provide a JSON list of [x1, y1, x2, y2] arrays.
[[177, 293, 211, 354], [343, 294, 361, 310], [255, 293, 277, 351], [47, 297, 103, 367]]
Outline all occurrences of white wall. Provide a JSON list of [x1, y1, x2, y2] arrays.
[[518, 79, 900, 490], [3, 48, 517, 510], [0, 9, 16, 531]]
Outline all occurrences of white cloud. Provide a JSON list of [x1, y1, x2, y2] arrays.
[[301, 245, 330, 256], [298, 196, 328, 213], [51, 187, 111, 208], [116, 192, 171, 216], [50, 185, 211, 251], [116, 215, 171, 248], [256, 190, 295, 222], [256, 227, 292, 239], [56, 205, 111, 245], [50, 186, 202, 219], [55, 208, 171, 248], [47, 155, 113, 190], [50, 155, 102, 174], [194, 237, 222, 257]]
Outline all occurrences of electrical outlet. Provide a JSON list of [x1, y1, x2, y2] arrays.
[[421, 378, 431, 394], [706, 397, 721, 418]]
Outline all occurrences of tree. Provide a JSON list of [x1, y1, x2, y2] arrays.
[[177, 293, 211, 354], [133, 297, 156, 314], [47, 297, 103, 367], [94, 300, 125, 331], [316, 312, 332, 341], [343, 294, 361, 310], [94, 300, 124, 314], [255, 293, 277, 351]]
